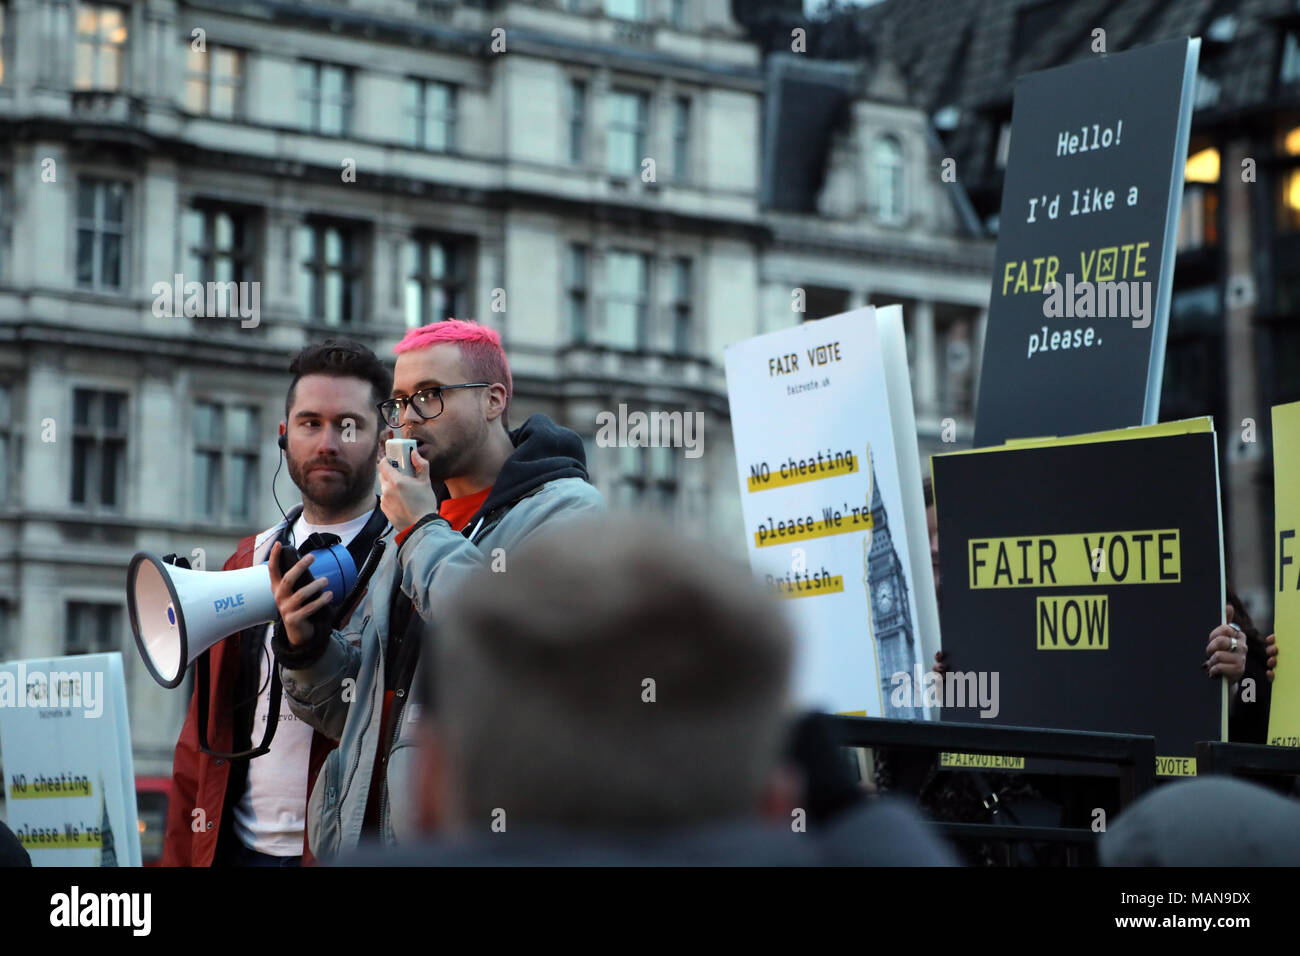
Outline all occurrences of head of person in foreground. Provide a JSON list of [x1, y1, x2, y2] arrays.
[[415, 516, 799, 834]]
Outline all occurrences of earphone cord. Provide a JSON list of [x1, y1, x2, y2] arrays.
[[272, 443, 289, 525], [223, 444, 289, 716]]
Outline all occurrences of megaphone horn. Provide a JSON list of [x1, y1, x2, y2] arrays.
[[127, 544, 358, 689]]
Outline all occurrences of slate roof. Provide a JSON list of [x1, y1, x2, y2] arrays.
[[844, 0, 1300, 205]]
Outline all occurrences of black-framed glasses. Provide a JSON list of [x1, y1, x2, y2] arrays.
[[377, 383, 491, 428]]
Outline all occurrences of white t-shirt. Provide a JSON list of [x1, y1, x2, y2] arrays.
[[231, 509, 374, 857]]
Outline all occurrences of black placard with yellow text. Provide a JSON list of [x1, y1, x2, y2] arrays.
[[973, 38, 1199, 446], [931, 422, 1223, 775]]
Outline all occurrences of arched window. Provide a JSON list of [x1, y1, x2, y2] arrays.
[[873, 135, 905, 224]]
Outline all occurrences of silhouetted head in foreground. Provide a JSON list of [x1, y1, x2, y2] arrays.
[[417, 516, 798, 834]]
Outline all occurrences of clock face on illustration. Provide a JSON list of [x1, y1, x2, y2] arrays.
[[875, 581, 894, 612]]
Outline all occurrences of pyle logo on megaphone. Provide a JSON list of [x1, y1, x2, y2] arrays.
[[126, 543, 357, 689], [213, 593, 247, 615]]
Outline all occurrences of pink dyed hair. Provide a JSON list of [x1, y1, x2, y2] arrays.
[[394, 319, 513, 428]]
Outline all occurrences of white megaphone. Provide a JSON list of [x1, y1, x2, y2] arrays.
[[127, 544, 358, 689]]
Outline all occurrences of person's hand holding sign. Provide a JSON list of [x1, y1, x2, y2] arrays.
[[1204, 603, 1248, 683], [1264, 633, 1279, 684]]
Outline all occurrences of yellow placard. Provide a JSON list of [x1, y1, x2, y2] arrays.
[[1269, 402, 1300, 748]]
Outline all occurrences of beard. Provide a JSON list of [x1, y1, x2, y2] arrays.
[[407, 417, 485, 484], [287, 448, 378, 517]]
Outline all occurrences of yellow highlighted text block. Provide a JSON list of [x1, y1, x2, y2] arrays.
[[1156, 755, 1197, 777], [1036, 595, 1109, 650], [746, 453, 859, 493], [772, 575, 844, 599], [755, 513, 873, 548], [939, 752, 1026, 770], [969, 529, 1180, 588]]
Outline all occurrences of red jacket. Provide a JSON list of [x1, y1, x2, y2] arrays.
[[162, 532, 337, 866]]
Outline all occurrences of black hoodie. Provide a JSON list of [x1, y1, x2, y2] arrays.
[[386, 414, 592, 693], [439, 413, 591, 541]]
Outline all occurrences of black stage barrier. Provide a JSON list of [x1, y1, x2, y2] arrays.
[[814, 714, 1158, 865], [1197, 740, 1300, 794]]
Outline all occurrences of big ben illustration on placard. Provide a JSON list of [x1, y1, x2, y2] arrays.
[[862, 453, 920, 718]]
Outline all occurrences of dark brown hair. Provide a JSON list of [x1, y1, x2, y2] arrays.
[[285, 338, 392, 428]]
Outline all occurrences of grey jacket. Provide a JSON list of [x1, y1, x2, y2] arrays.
[[278, 415, 604, 860]]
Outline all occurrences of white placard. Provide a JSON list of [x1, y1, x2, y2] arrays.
[[725, 307, 938, 715], [0, 653, 141, 866]]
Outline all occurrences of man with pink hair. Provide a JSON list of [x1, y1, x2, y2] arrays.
[[267, 319, 604, 860]]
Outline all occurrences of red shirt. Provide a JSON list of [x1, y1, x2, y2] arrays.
[[394, 486, 493, 546], [438, 486, 493, 533]]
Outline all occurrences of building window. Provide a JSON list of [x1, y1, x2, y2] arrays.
[[614, 441, 675, 509], [995, 121, 1012, 170], [650, 444, 677, 511], [617, 442, 644, 509], [405, 78, 456, 151], [182, 206, 256, 313], [75, 3, 127, 91], [802, 286, 850, 322], [0, 383, 11, 507], [672, 96, 691, 180], [1281, 29, 1300, 87], [296, 61, 352, 136], [0, 175, 9, 278], [71, 389, 126, 510], [0, 601, 11, 661], [0, 3, 8, 86], [670, 0, 688, 29], [569, 79, 587, 163], [567, 243, 589, 342], [1180, 146, 1220, 250], [937, 318, 974, 416], [873, 135, 905, 224], [65, 602, 118, 655], [75, 179, 130, 290], [301, 223, 363, 326], [185, 45, 244, 119], [671, 257, 691, 353], [1179, 186, 1219, 250], [194, 401, 258, 521], [605, 250, 648, 349], [605, 0, 645, 21], [1281, 128, 1300, 235], [404, 235, 469, 328], [1280, 168, 1300, 234], [607, 89, 648, 176]]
